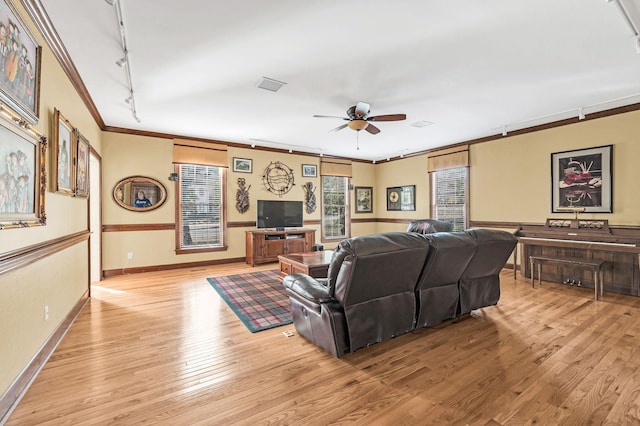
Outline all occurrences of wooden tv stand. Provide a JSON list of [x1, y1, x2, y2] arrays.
[[245, 229, 316, 266]]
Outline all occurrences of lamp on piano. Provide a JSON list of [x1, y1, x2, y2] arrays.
[[556, 206, 586, 219]]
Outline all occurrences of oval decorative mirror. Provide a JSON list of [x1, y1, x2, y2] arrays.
[[113, 176, 167, 212]]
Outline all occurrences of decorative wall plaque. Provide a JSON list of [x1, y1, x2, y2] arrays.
[[262, 161, 294, 196]]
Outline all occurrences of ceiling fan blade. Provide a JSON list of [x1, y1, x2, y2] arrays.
[[313, 115, 349, 120], [365, 123, 381, 135], [329, 123, 349, 133], [355, 102, 370, 118], [368, 114, 407, 122]]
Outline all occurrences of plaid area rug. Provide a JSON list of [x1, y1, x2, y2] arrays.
[[207, 270, 292, 333]]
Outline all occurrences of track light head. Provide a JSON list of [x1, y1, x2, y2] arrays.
[[116, 57, 127, 67], [104, 0, 115, 5], [578, 107, 585, 120], [125, 95, 132, 104]]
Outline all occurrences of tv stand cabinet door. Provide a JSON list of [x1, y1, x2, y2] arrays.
[[264, 238, 286, 261], [286, 238, 306, 254]]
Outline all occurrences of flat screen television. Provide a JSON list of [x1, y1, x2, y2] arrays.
[[257, 200, 303, 230]]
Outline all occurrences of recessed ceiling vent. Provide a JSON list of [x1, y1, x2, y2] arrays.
[[257, 77, 287, 92], [411, 120, 434, 128]]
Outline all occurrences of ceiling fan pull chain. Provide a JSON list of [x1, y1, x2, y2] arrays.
[[356, 131, 360, 150]]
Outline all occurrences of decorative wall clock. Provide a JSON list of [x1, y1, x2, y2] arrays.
[[262, 161, 295, 196]]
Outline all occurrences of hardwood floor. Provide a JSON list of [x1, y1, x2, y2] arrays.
[[7, 263, 640, 425]]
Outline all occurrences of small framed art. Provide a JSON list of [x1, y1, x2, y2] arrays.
[[387, 185, 416, 211], [302, 164, 317, 177], [355, 186, 373, 213], [75, 133, 90, 198], [233, 157, 252, 173]]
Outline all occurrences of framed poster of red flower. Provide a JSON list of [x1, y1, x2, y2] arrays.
[[0, 0, 42, 123], [551, 145, 612, 213]]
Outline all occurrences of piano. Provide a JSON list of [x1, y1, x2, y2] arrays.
[[516, 218, 640, 296]]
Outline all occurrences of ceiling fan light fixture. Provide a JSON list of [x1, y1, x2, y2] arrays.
[[348, 120, 369, 131]]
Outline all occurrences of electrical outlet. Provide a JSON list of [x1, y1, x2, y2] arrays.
[[44, 305, 49, 321], [127, 252, 133, 260]]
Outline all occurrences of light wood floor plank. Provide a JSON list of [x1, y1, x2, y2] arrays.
[[7, 264, 640, 425]]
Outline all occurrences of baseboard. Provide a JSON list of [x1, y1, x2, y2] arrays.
[[0, 289, 89, 425], [103, 257, 246, 278]]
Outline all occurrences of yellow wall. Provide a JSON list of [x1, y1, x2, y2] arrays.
[[0, 1, 101, 395], [374, 154, 430, 233], [470, 110, 640, 225]]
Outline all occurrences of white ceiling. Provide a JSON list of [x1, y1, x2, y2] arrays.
[[39, 0, 640, 161]]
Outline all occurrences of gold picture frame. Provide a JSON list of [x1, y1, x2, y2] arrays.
[[75, 133, 90, 198], [0, 106, 46, 229], [0, 0, 42, 123], [52, 108, 75, 195]]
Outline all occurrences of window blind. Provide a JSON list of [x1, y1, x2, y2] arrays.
[[432, 167, 467, 231], [178, 164, 224, 248], [322, 175, 349, 239]]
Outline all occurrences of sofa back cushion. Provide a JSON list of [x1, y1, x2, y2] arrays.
[[459, 229, 518, 314], [462, 229, 517, 278], [330, 232, 431, 352], [413, 231, 477, 326], [418, 232, 477, 288]]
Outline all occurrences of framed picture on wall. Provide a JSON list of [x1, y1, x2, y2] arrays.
[[355, 186, 373, 213], [386, 186, 401, 211], [0, 0, 42, 123], [233, 157, 252, 173], [551, 145, 612, 213], [0, 107, 46, 229], [387, 185, 416, 211], [75, 133, 90, 198], [302, 164, 317, 177], [52, 108, 75, 195]]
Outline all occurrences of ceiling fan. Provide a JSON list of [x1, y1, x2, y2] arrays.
[[313, 102, 406, 135]]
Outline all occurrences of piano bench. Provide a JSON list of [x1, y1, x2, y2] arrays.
[[529, 256, 605, 301]]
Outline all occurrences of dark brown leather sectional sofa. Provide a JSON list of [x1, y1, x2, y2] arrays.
[[282, 229, 517, 358]]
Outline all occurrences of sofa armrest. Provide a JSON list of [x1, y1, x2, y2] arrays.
[[283, 273, 332, 303]]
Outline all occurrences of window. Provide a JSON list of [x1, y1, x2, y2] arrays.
[[322, 175, 349, 240], [177, 164, 226, 251], [431, 167, 468, 231]]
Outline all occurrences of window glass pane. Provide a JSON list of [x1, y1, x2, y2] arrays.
[[178, 164, 224, 248], [322, 176, 349, 239], [432, 167, 467, 231]]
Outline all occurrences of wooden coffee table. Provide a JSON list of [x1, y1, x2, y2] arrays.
[[278, 250, 334, 279]]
